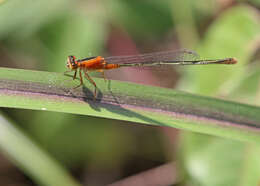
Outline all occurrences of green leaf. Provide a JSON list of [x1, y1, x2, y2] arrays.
[[0, 67, 260, 144]]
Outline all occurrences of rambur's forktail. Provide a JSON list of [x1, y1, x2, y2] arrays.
[[65, 50, 237, 99]]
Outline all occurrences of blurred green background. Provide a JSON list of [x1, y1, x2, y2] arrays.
[[1, 0, 260, 185]]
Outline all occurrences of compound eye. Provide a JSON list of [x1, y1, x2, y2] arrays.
[[66, 56, 75, 69], [67, 55, 74, 64]]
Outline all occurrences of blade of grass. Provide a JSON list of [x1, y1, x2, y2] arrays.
[[0, 67, 260, 143], [0, 112, 80, 186]]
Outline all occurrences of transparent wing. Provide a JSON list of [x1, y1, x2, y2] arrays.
[[104, 49, 200, 65]]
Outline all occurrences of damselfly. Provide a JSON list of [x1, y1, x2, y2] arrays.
[[65, 50, 237, 98]]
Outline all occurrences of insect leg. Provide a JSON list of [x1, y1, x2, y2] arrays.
[[73, 70, 77, 80], [73, 69, 83, 89], [83, 69, 97, 99], [64, 70, 73, 75], [101, 70, 107, 82], [97, 70, 107, 82]]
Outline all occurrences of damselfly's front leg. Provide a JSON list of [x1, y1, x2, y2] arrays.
[[83, 69, 97, 99], [64, 69, 83, 95], [64, 70, 78, 86], [73, 70, 77, 80], [64, 70, 74, 76], [73, 69, 83, 89], [64, 70, 78, 82]]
